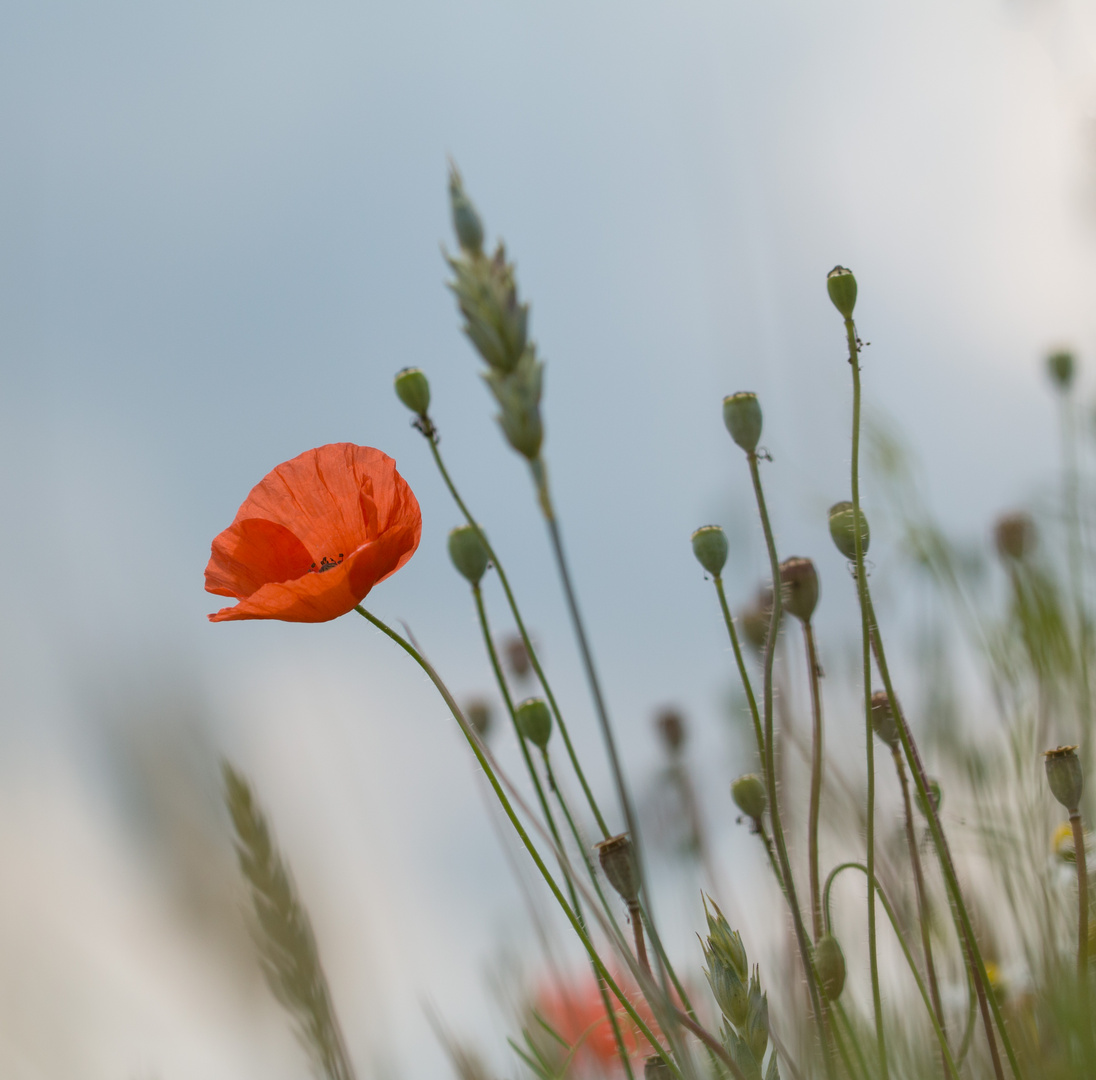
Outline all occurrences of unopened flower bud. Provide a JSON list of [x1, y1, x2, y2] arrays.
[[692, 525, 728, 577], [1047, 350, 1076, 393], [1045, 745, 1084, 813], [814, 934, 846, 1001], [917, 777, 943, 818], [828, 501, 870, 561], [704, 897, 748, 979], [732, 774, 767, 822], [655, 708, 686, 755], [595, 833, 640, 904], [448, 166, 484, 255], [448, 525, 490, 584], [780, 556, 819, 622], [723, 392, 763, 454], [994, 512, 1036, 561], [394, 367, 431, 416], [644, 1057, 671, 1080], [515, 697, 552, 750], [827, 266, 857, 320], [464, 697, 493, 739], [870, 690, 899, 750]]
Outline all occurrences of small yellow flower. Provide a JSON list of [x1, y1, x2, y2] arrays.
[[1053, 821, 1076, 862]]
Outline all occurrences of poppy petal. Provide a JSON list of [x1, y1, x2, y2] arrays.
[[205, 518, 315, 599]]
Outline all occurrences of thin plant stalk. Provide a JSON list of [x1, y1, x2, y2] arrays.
[[352, 605, 681, 1076], [1070, 809, 1089, 989], [823, 862, 961, 1080], [843, 313, 887, 1078], [473, 585, 634, 1080], [804, 619, 825, 942], [713, 575, 765, 761], [745, 451, 829, 1049], [891, 744, 946, 1041], [423, 427, 612, 839], [866, 602, 1020, 1080]]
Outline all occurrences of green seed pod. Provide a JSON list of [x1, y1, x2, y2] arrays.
[[828, 501, 870, 561], [916, 777, 943, 818], [595, 833, 640, 904], [514, 697, 552, 750], [723, 392, 763, 454], [732, 773, 767, 823], [448, 166, 484, 255], [691, 525, 729, 577], [394, 367, 431, 416], [826, 266, 857, 319], [644, 1056, 672, 1080], [1047, 350, 1076, 393], [870, 690, 899, 750], [464, 697, 493, 739], [780, 556, 819, 622], [994, 512, 1036, 561], [814, 934, 846, 1001], [1045, 745, 1084, 813], [447, 525, 490, 585]]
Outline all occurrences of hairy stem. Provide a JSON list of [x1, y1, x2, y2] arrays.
[[804, 620, 825, 942], [1072, 811, 1089, 989], [714, 575, 765, 762]]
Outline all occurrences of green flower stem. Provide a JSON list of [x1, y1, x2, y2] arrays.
[[713, 575, 765, 762], [804, 619, 825, 943], [832, 1001, 872, 1080], [529, 455, 675, 1003], [826, 1002, 865, 1080], [891, 745, 945, 1042], [352, 606, 677, 1077], [823, 862, 960, 1080], [844, 315, 887, 1080], [473, 586, 634, 1080], [955, 966, 978, 1072], [745, 451, 828, 1050], [424, 430, 611, 839], [864, 602, 1018, 1080], [1070, 811, 1089, 989], [756, 821, 786, 894]]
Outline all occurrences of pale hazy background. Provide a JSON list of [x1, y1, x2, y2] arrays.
[[2, 0, 1096, 1076]]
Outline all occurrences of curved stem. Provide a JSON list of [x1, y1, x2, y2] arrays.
[[352, 605, 677, 1076], [866, 604, 1020, 1080], [1071, 811, 1089, 990], [804, 620, 825, 943], [473, 586, 634, 1080], [745, 452, 827, 1048], [713, 576, 765, 762], [845, 315, 886, 1079], [892, 746, 946, 1045], [822, 862, 960, 1080], [426, 432, 611, 838]]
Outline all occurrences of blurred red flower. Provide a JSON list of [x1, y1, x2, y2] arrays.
[[205, 443, 421, 623], [534, 977, 658, 1073]]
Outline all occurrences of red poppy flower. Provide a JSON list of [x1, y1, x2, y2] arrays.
[[205, 443, 421, 623]]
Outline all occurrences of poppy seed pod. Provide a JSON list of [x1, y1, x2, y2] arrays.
[[828, 501, 870, 561], [870, 690, 899, 750], [1047, 350, 1076, 393], [723, 392, 763, 454], [595, 833, 640, 904], [827, 266, 857, 320], [994, 512, 1036, 561], [644, 1057, 671, 1080], [740, 588, 773, 653], [464, 698, 493, 739], [732, 773, 767, 822], [814, 934, 847, 1001], [691, 525, 729, 577], [655, 708, 686, 755], [780, 556, 819, 622], [447, 525, 490, 585], [1045, 745, 1084, 813], [515, 697, 552, 750], [448, 167, 484, 256], [394, 367, 431, 416]]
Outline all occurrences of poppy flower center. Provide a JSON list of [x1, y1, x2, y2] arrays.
[[310, 554, 345, 573]]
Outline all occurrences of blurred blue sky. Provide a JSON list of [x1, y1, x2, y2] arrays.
[[2, 0, 1096, 1076]]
